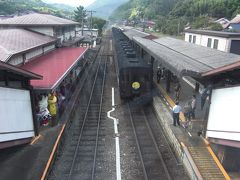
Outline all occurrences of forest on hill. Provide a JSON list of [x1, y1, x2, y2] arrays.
[[0, 0, 74, 18], [110, 0, 240, 35], [87, 0, 128, 19]]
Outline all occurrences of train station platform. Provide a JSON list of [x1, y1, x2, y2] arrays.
[[153, 77, 231, 179]]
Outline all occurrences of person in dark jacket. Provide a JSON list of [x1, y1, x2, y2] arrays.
[[174, 82, 181, 101], [157, 68, 162, 83]]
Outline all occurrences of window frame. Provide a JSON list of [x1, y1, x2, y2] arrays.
[[207, 38, 212, 47], [189, 35, 192, 43], [213, 39, 219, 49]]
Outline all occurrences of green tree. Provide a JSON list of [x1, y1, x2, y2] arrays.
[[92, 17, 107, 36], [192, 15, 209, 29], [74, 6, 87, 27], [209, 22, 223, 31]]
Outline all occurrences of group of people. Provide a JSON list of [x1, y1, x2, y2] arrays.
[[37, 91, 64, 127], [172, 95, 196, 127]]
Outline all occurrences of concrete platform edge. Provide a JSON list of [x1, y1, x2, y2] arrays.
[[153, 96, 203, 180]]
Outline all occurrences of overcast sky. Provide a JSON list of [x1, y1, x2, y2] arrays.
[[42, 0, 96, 7]]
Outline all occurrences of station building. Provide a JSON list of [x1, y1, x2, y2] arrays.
[[122, 27, 240, 175], [184, 29, 240, 55], [0, 13, 84, 47], [0, 61, 42, 149], [0, 13, 90, 146]]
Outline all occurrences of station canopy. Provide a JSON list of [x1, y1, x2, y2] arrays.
[[22, 47, 88, 90], [123, 27, 149, 40], [133, 36, 240, 78]]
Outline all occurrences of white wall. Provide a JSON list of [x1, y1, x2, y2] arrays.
[[185, 32, 231, 52], [70, 30, 75, 37], [9, 55, 23, 65], [28, 27, 54, 36], [44, 44, 55, 53], [25, 48, 42, 63], [201, 35, 229, 52], [64, 31, 71, 40], [206, 86, 240, 142], [0, 87, 34, 142]]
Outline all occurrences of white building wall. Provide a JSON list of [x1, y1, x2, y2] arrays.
[[0, 87, 34, 142], [28, 27, 54, 36], [44, 44, 55, 53], [64, 31, 71, 40], [195, 34, 201, 45], [70, 30, 75, 37], [8, 44, 55, 65], [185, 33, 201, 45], [25, 48, 43, 63], [185, 33, 231, 52], [200, 35, 228, 52], [9, 55, 23, 65]]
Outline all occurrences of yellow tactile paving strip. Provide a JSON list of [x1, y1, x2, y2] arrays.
[[156, 81, 186, 121], [155, 81, 230, 180]]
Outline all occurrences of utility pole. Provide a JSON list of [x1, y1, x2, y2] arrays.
[[81, 11, 84, 36], [86, 10, 96, 38]]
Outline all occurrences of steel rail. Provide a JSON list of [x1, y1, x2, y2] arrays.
[[127, 103, 148, 180], [141, 109, 172, 180], [67, 46, 104, 180], [91, 48, 108, 180]]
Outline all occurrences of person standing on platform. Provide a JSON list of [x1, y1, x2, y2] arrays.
[[157, 68, 162, 83], [174, 81, 181, 101], [48, 91, 58, 127], [201, 84, 212, 110], [172, 102, 182, 126], [191, 95, 197, 119], [183, 101, 191, 122], [161, 67, 166, 79]]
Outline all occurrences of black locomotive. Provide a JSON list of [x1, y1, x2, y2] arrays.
[[112, 27, 153, 103]]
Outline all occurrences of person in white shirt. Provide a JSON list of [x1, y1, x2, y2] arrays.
[[172, 102, 182, 126]]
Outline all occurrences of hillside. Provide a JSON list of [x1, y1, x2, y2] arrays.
[[0, 0, 74, 18], [110, 0, 178, 20], [110, 0, 240, 35], [87, 0, 128, 20], [111, 0, 240, 21]]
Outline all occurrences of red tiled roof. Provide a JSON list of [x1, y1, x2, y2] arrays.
[[21, 47, 88, 90], [0, 28, 57, 62], [0, 13, 79, 26]]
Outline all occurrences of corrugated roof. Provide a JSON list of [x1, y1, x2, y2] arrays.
[[133, 36, 240, 78], [123, 28, 149, 40], [230, 14, 240, 24], [0, 61, 42, 79], [0, 28, 57, 62], [21, 47, 88, 90], [202, 61, 240, 77], [0, 13, 79, 26], [185, 29, 240, 38]]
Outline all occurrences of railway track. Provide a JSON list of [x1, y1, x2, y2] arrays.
[[128, 103, 171, 179], [47, 31, 188, 180], [48, 38, 110, 179], [67, 50, 107, 180]]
